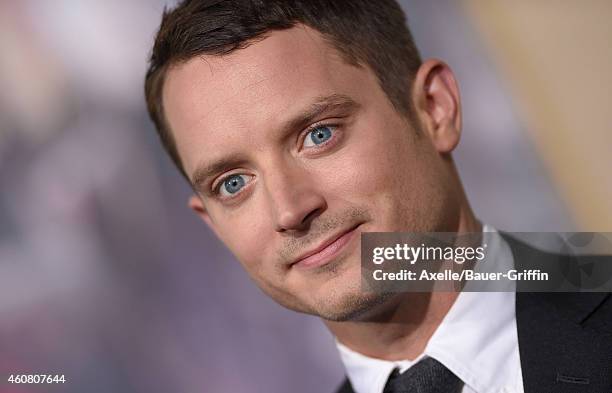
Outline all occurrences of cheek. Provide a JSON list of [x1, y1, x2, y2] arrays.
[[211, 207, 301, 307], [324, 117, 446, 229], [212, 210, 271, 274], [326, 120, 420, 203]]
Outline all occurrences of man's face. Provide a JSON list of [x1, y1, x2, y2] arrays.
[[163, 26, 459, 320]]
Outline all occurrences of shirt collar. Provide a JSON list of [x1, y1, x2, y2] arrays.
[[336, 341, 424, 393], [335, 225, 522, 393]]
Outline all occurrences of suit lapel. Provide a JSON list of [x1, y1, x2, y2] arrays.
[[503, 233, 612, 393]]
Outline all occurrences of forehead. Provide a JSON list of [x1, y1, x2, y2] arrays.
[[162, 25, 377, 176]]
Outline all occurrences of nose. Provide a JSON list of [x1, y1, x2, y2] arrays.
[[263, 163, 327, 233]]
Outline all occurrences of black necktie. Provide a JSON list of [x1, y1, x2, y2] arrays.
[[383, 357, 464, 393]]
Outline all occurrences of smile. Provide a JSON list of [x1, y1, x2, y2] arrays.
[[290, 224, 361, 270]]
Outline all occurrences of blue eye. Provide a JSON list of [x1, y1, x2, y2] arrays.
[[220, 174, 249, 197], [303, 125, 335, 148]]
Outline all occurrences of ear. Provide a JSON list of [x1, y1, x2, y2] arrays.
[[188, 194, 217, 233], [412, 59, 462, 154]]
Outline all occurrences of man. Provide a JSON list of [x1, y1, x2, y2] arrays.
[[144, 1, 611, 392]]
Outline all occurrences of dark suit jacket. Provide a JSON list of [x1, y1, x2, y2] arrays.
[[336, 233, 612, 393]]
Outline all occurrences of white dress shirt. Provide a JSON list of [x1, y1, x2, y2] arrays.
[[336, 225, 524, 393]]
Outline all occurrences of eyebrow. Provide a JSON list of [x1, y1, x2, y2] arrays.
[[285, 93, 360, 137], [190, 93, 360, 192], [191, 153, 248, 194]]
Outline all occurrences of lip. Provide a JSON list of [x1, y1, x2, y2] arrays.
[[290, 224, 361, 270]]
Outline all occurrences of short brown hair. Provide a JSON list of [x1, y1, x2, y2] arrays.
[[145, 0, 422, 181]]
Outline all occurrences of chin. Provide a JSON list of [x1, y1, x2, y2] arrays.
[[270, 249, 390, 320], [312, 289, 394, 322]]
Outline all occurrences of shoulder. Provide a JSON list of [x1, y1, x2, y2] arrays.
[[502, 232, 612, 390]]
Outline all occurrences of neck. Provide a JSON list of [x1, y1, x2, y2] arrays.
[[325, 292, 459, 360], [325, 196, 481, 361]]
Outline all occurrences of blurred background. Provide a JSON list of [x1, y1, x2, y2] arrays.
[[0, 0, 610, 392]]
